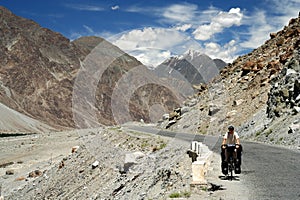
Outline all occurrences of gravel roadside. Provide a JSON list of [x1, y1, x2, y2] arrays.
[[1, 126, 251, 200]]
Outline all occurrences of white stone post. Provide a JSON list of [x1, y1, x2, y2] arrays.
[[191, 160, 207, 184], [191, 141, 197, 153]]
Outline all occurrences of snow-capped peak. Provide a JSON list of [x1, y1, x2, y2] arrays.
[[176, 49, 203, 60]]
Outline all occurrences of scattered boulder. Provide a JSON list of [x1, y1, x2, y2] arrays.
[[181, 106, 190, 114], [71, 146, 80, 153], [208, 104, 220, 116], [169, 111, 179, 120], [226, 110, 237, 119], [28, 170, 42, 178], [233, 99, 244, 106], [166, 120, 176, 129], [124, 151, 145, 172], [163, 107, 185, 129], [185, 99, 198, 107], [5, 169, 14, 175], [193, 83, 207, 93], [270, 32, 277, 39], [58, 161, 65, 169], [92, 161, 99, 169], [286, 68, 297, 76], [293, 106, 300, 114]]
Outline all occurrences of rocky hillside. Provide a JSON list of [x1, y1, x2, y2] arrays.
[[0, 6, 82, 128], [0, 6, 180, 130], [159, 13, 300, 148]]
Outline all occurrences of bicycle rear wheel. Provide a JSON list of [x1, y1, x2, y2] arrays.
[[229, 158, 233, 180]]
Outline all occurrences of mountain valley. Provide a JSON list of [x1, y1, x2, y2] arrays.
[[0, 6, 299, 200]]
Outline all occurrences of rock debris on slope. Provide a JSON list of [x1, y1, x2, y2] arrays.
[[6, 127, 194, 200]]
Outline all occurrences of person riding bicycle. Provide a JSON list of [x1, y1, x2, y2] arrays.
[[221, 125, 242, 174]]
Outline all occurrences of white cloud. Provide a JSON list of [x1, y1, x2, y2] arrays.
[[175, 24, 192, 31], [107, 5, 244, 66], [125, 5, 145, 13], [109, 27, 202, 67], [69, 1, 300, 66], [240, 11, 273, 48], [65, 4, 104, 11], [162, 3, 198, 23], [214, 8, 243, 27], [111, 5, 120, 10], [268, 0, 300, 17], [192, 24, 217, 41], [204, 40, 238, 63], [193, 8, 243, 41], [241, 0, 300, 49], [132, 49, 172, 67], [271, 0, 300, 26], [112, 28, 187, 51], [125, 3, 214, 24]]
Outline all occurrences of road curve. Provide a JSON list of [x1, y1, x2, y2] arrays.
[[124, 124, 300, 200]]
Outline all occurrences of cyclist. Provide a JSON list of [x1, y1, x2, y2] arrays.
[[221, 125, 241, 174]]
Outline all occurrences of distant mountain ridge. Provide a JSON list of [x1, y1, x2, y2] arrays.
[[156, 50, 227, 85]]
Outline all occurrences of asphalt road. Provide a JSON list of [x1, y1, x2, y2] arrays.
[[125, 124, 300, 200], [241, 141, 300, 200]]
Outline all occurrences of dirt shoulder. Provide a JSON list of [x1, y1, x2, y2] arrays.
[[0, 130, 80, 196]]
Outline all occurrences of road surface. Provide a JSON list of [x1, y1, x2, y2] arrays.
[[124, 124, 300, 200]]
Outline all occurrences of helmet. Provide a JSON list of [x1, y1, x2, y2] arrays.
[[228, 125, 234, 130]]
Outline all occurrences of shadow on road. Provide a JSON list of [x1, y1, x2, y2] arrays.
[[207, 183, 226, 191], [218, 175, 240, 181]]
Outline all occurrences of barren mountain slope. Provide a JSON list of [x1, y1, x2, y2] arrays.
[[0, 102, 54, 133], [0, 6, 180, 129]]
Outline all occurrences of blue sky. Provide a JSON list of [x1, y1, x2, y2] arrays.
[[1, 0, 300, 66]]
